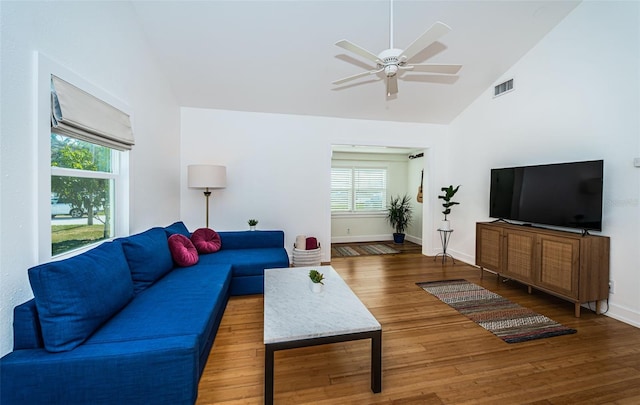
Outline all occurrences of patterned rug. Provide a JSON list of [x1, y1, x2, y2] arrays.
[[416, 279, 576, 343], [332, 243, 400, 257]]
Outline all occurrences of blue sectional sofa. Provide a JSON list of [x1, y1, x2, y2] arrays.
[[0, 222, 289, 404]]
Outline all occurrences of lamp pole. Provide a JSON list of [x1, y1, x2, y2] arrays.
[[204, 188, 212, 228]]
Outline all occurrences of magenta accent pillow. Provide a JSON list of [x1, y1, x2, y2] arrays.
[[191, 228, 222, 254], [168, 234, 199, 267]]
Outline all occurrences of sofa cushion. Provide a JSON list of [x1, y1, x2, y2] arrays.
[[0, 335, 200, 404], [121, 227, 173, 294], [198, 248, 289, 277], [168, 234, 199, 267], [27, 241, 134, 352], [85, 263, 232, 359], [164, 221, 191, 238], [191, 228, 222, 254], [218, 230, 284, 250]]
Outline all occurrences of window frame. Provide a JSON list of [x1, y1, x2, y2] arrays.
[[331, 166, 388, 216], [37, 53, 130, 262]]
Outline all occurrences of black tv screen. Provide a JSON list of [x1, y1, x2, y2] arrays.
[[490, 160, 604, 231]]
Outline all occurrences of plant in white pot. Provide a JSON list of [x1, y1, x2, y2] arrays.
[[438, 185, 460, 230], [308, 269, 325, 293], [247, 219, 258, 231], [386, 194, 413, 244]]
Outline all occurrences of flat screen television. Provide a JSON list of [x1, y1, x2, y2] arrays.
[[489, 160, 604, 231]]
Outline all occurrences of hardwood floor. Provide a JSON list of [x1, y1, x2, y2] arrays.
[[197, 252, 640, 404]]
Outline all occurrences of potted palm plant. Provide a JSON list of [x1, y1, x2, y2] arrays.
[[438, 185, 460, 230], [386, 194, 413, 244]]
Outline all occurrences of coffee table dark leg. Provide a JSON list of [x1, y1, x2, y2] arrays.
[[371, 330, 382, 393], [265, 331, 381, 403], [265, 344, 274, 405]]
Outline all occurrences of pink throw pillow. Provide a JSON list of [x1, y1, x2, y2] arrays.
[[191, 228, 222, 254], [168, 234, 199, 267]]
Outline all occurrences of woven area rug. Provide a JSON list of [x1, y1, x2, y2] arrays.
[[332, 243, 400, 257], [416, 279, 576, 343]]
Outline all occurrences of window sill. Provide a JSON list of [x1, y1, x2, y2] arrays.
[[331, 211, 386, 219]]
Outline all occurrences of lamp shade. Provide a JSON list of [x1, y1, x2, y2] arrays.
[[188, 165, 227, 189]]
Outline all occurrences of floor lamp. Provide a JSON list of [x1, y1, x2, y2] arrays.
[[188, 165, 227, 228]]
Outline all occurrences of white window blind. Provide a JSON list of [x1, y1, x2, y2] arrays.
[[51, 75, 134, 151], [331, 168, 352, 212], [331, 167, 387, 212], [354, 168, 386, 210]]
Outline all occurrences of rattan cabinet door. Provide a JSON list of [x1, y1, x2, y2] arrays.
[[476, 223, 503, 272], [537, 234, 580, 298], [503, 229, 536, 284]]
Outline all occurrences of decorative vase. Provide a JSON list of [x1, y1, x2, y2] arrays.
[[440, 220, 450, 231], [310, 280, 323, 293]]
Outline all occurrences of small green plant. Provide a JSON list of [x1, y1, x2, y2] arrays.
[[247, 219, 259, 226], [438, 185, 460, 220], [309, 269, 325, 284]]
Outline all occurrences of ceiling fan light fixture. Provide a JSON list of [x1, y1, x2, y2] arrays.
[[384, 65, 399, 77]]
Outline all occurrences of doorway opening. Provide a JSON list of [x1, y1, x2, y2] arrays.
[[330, 144, 426, 255]]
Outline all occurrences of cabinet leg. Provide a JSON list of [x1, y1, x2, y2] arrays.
[[574, 302, 581, 318], [596, 300, 602, 315], [527, 286, 532, 294]]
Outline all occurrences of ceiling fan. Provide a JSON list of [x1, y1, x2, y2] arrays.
[[332, 0, 462, 97]]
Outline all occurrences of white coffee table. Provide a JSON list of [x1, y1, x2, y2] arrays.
[[263, 265, 382, 405]]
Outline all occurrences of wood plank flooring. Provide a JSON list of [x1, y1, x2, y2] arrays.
[[197, 250, 640, 404]]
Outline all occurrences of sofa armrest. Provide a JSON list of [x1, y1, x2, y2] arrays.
[[1, 335, 199, 405], [13, 299, 44, 350], [219, 230, 284, 250]]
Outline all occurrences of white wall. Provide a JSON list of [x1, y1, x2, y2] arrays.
[[180, 108, 449, 262], [448, 1, 640, 326], [407, 155, 425, 242], [0, 2, 180, 356]]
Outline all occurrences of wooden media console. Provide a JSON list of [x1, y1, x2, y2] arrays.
[[476, 221, 610, 317]]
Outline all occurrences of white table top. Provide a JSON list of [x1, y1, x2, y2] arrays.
[[263, 265, 381, 344]]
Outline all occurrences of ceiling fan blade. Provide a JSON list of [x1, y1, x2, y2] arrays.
[[332, 69, 380, 85], [335, 39, 380, 64], [386, 75, 398, 96], [400, 21, 451, 62], [407, 64, 462, 75]]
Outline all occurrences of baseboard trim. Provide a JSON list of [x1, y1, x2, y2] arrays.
[[331, 234, 422, 245], [331, 235, 391, 244]]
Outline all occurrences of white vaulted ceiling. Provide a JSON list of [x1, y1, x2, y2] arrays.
[[130, 0, 580, 124]]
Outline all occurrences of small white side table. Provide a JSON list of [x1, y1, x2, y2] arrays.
[[434, 228, 455, 264]]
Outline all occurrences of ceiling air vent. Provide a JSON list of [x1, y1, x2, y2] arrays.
[[494, 79, 514, 97]]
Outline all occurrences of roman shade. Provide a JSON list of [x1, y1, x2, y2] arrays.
[[51, 75, 134, 150]]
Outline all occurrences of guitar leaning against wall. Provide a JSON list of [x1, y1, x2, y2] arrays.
[[417, 170, 424, 203]]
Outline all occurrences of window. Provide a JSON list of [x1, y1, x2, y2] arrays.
[[331, 167, 387, 213], [38, 60, 134, 259], [50, 134, 119, 255]]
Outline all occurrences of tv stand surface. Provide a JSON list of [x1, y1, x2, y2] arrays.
[[475, 222, 610, 317]]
